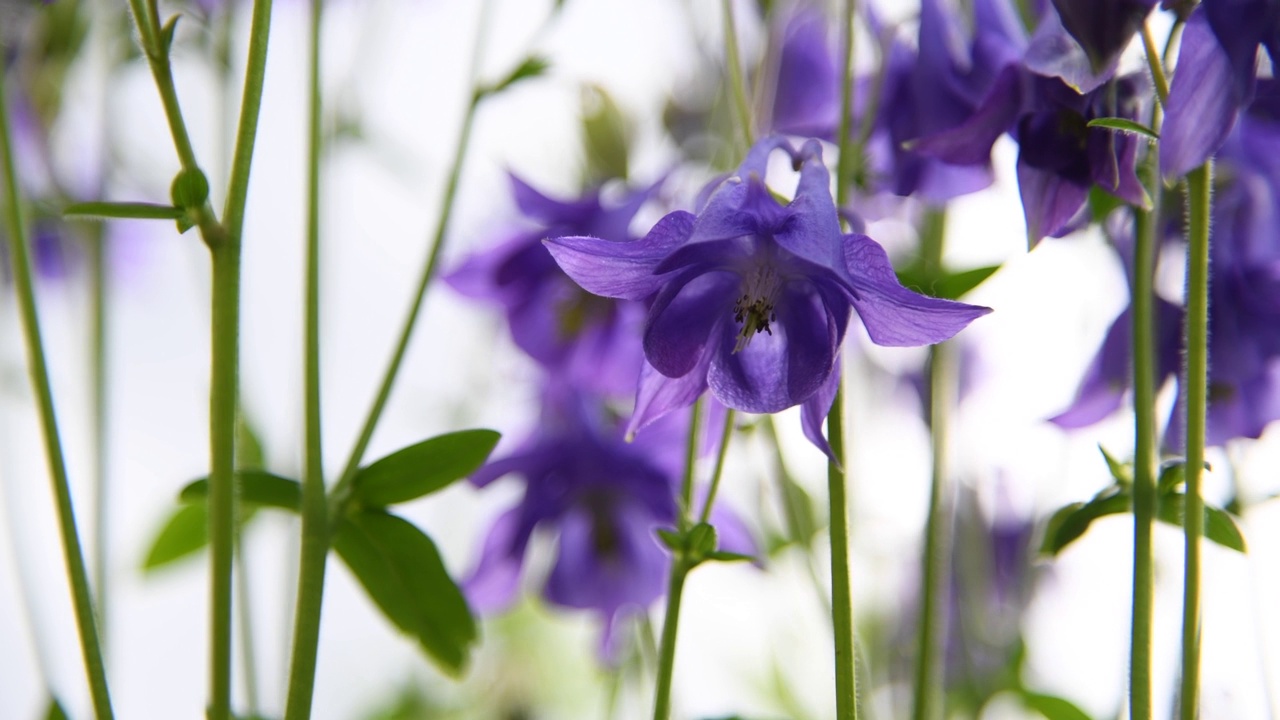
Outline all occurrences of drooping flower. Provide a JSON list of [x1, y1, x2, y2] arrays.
[[545, 136, 989, 450], [463, 383, 754, 659], [447, 173, 661, 396]]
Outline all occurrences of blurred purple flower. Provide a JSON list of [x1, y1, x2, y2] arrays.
[[447, 173, 661, 396], [464, 384, 754, 660], [546, 136, 989, 454], [765, 5, 840, 138]]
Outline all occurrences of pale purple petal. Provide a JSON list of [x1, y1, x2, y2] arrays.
[[543, 211, 696, 300], [543, 506, 668, 613], [843, 234, 992, 346], [1017, 154, 1091, 243], [908, 66, 1024, 165], [801, 357, 842, 460], [645, 270, 738, 378], [1161, 11, 1240, 180], [1023, 8, 1119, 93], [627, 358, 711, 439], [463, 509, 527, 613]]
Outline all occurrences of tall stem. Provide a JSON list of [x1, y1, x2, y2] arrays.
[[911, 210, 951, 720], [1130, 25, 1166, 720], [0, 72, 115, 720], [720, 0, 754, 152], [207, 1, 273, 717], [1179, 161, 1212, 720], [829, 0, 860, 716], [88, 224, 110, 637], [282, 0, 329, 713], [327, 0, 492, 512]]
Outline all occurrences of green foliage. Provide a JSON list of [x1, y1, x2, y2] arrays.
[[581, 85, 632, 183], [480, 56, 550, 99], [62, 201, 185, 222], [143, 503, 209, 570], [1019, 690, 1093, 720], [1040, 487, 1130, 556], [351, 429, 500, 507], [1157, 493, 1247, 553], [333, 510, 477, 674], [171, 168, 210, 210], [1086, 117, 1159, 142], [1099, 444, 1132, 486], [43, 696, 70, 720], [179, 471, 302, 512], [896, 263, 1001, 301], [657, 521, 755, 567]]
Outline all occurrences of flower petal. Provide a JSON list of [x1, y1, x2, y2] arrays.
[[708, 285, 841, 413], [544, 211, 696, 300], [801, 356, 843, 461], [644, 269, 738, 378], [843, 234, 992, 346], [1023, 8, 1119, 93], [1160, 11, 1241, 180], [907, 65, 1024, 166], [462, 508, 528, 613], [627, 357, 711, 439], [543, 505, 668, 613]]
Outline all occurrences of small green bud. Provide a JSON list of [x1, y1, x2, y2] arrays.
[[170, 168, 210, 210]]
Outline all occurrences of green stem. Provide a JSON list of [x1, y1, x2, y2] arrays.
[[1130, 32, 1165, 720], [89, 223, 110, 640], [698, 410, 735, 526], [1179, 161, 1212, 720], [911, 210, 951, 720], [830, 0, 859, 717], [282, 0, 329, 713], [720, 0, 754, 152], [327, 0, 492, 513], [0, 71, 115, 720], [652, 399, 704, 720], [207, 2, 273, 718], [234, 527, 261, 716], [1140, 24, 1170, 107]]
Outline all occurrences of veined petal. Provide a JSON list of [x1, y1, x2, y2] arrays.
[[843, 234, 992, 346], [544, 211, 695, 300], [1017, 154, 1091, 243], [627, 357, 711, 439], [775, 144, 848, 272], [708, 285, 841, 413], [1204, 0, 1273, 100], [1161, 11, 1241, 180], [908, 66, 1024, 165], [1023, 8, 1119, 93], [645, 270, 738, 378], [801, 356, 843, 461]]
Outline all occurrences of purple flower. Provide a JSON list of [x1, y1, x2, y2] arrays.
[[447, 173, 661, 396], [1049, 0, 1159, 73], [545, 136, 989, 451], [463, 384, 754, 659], [765, 6, 840, 139]]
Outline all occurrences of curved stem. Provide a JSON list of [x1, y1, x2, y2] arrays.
[[282, 0, 329, 713], [0, 72, 115, 720], [327, 0, 493, 513], [1179, 161, 1212, 720], [720, 0, 754, 152]]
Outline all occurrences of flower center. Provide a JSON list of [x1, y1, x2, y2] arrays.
[[733, 264, 781, 352]]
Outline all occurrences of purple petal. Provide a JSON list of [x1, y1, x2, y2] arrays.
[[1203, 0, 1271, 100], [543, 505, 668, 613], [644, 270, 738, 378], [627, 358, 711, 439], [843, 234, 992, 346], [1023, 8, 1119, 93], [1049, 0, 1158, 72], [769, 8, 840, 137], [509, 172, 596, 223], [544, 211, 695, 300], [463, 508, 527, 613], [1017, 154, 1091, 243], [708, 285, 842, 413], [774, 143, 848, 272], [1160, 11, 1241, 180], [801, 357, 843, 461], [908, 66, 1024, 165]]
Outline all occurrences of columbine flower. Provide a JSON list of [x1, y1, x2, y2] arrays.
[[463, 383, 754, 659], [545, 136, 989, 451], [447, 173, 661, 396]]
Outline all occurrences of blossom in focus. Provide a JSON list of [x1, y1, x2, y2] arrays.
[[463, 383, 754, 659], [546, 136, 989, 452], [447, 173, 661, 396]]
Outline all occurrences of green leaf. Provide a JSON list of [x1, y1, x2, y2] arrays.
[[1020, 690, 1093, 720], [1156, 458, 1211, 495], [333, 510, 477, 674], [706, 551, 756, 563], [688, 522, 718, 559], [1040, 488, 1130, 556], [236, 411, 267, 469], [1156, 494, 1247, 552], [63, 201, 185, 222], [1088, 184, 1125, 223], [1087, 116, 1159, 141], [1099, 444, 1132, 486], [777, 471, 819, 549], [656, 528, 682, 553], [160, 14, 181, 55], [352, 429, 500, 507], [179, 470, 302, 512], [581, 85, 631, 182], [930, 264, 1002, 300], [43, 696, 70, 720], [143, 503, 208, 570], [482, 56, 550, 97]]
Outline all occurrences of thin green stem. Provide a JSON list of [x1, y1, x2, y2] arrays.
[[88, 224, 110, 640], [1140, 23, 1170, 107], [911, 211, 951, 720], [327, 0, 493, 513], [698, 410, 736, 526], [720, 0, 754, 152], [0, 71, 115, 720], [652, 399, 704, 720], [206, 2, 274, 717], [283, 0, 329, 713], [830, 0, 859, 717], [1129, 35, 1165, 720], [234, 529, 261, 716], [1179, 161, 1212, 720]]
